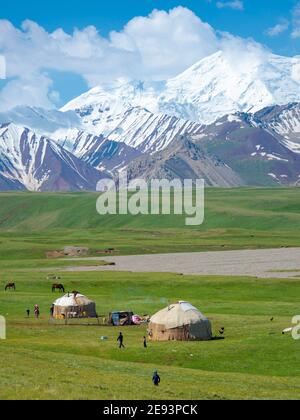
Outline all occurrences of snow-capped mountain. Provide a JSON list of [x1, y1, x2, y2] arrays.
[[1, 51, 300, 190], [60, 103, 202, 153], [0, 107, 143, 174], [254, 103, 300, 153], [160, 52, 300, 122], [0, 106, 80, 134], [57, 128, 142, 174], [0, 123, 106, 191], [191, 112, 300, 186], [0, 104, 203, 155], [62, 51, 300, 129], [2, 51, 300, 160]]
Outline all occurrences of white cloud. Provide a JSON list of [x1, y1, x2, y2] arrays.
[[0, 6, 269, 110], [0, 19, 140, 109], [0, 55, 6, 79], [265, 19, 289, 37], [292, 2, 300, 38], [216, 1, 244, 11], [0, 74, 56, 111], [110, 7, 218, 80], [220, 32, 269, 75]]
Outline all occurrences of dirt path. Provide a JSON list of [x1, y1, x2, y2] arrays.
[[63, 247, 300, 278]]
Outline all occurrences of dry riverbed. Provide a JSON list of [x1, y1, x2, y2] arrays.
[[63, 247, 300, 278]]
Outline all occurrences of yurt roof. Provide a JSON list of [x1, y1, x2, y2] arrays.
[[150, 301, 208, 329], [53, 293, 94, 307]]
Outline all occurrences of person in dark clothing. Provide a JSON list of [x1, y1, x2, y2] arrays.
[[26, 309, 30, 318], [50, 305, 54, 317], [117, 332, 125, 348], [143, 336, 148, 348], [34, 304, 40, 319], [152, 371, 161, 386]]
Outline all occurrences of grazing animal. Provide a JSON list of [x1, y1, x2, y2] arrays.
[[270, 318, 274, 322], [5, 282, 16, 291], [52, 283, 65, 293]]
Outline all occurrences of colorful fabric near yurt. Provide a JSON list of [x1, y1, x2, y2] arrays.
[[132, 315, 143, 325]]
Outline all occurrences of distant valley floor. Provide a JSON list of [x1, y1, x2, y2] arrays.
[[64, 247, 300, 278]]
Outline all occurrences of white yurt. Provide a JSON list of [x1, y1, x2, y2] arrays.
[[53, 293, 97, 319], [149, 301, 212, 341]]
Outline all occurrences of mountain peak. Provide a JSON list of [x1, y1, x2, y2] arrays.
[[0, 123, 107, 191], [61, 51, 300, 127]]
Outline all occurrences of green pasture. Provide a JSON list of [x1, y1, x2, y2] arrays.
[[0, 189, 300, 400]]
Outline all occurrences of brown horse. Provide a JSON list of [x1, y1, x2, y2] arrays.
[[52, 283, 65, 293], [5, 283, 16, 291]]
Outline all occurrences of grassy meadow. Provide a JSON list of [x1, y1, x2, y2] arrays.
[[0, 188, 300, 400], [0, 188, 300, 260]]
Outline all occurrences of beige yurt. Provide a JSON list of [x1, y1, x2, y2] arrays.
[[53, 293, 97, 319], [149, 301, 212, 341]]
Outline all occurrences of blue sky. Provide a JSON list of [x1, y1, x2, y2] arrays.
[[0, 0, 300, 109], [2, 0, 299, 54]]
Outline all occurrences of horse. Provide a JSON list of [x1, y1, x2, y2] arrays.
[[52, 283, 65, 293], [5, 282, 16, 291]]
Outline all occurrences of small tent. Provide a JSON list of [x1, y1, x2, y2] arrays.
[[148, 301, 212, 341], [53, 293, 97, 319], [109, 311, 134, 326]]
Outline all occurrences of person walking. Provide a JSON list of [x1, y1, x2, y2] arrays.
[[152, 371, 161, 387], [143, 336, 148, 348], [34, 304, 40, 319], [26, 309, 30, 318], [117, 332, 125, 348]]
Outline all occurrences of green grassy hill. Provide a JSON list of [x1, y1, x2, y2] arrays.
[[0, 188, 299, 260], [0, 188, 300, 231]]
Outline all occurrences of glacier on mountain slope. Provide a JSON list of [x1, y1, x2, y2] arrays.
[[0, 123, 51, 191], [1, 51, 300, 189], [59, 104, 202, 153], [256, 103, 300, 138], [162, 52, 300, 121], [0, 123, 104, 191], [1, 51, 300, 159], [0, 106, 81, 134], [62, 51, 300, 127], [55, 127, 142, 173]]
